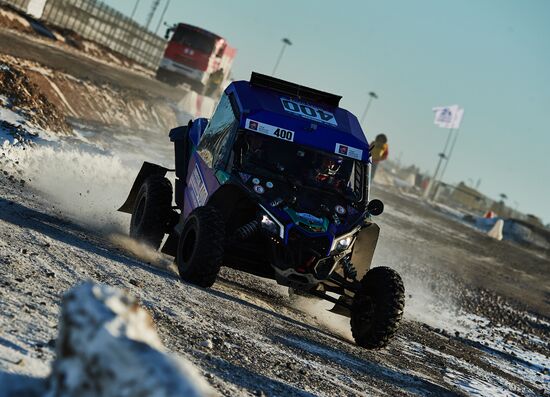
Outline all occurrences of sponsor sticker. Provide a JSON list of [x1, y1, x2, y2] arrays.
[[297, 212, 324, 225], [189, 163, 208, 206], [239, 172, 251, 183], [280, 98, 337, 126], [245, 119, 294, 142], [335, 143, 363, 160]]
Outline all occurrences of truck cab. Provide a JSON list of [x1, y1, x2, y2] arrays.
[[157, 23, 236, 96]]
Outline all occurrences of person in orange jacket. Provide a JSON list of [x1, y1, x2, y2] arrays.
[[369, 133, 389, 179]]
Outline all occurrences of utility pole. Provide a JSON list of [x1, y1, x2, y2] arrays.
[[360, 91, 378, 126], [155, 0, 171, 35], [130, 0, 141, 20], [145, 0, 161, 31], [439, 112, 465, 183], [271, 38, 292, 76]]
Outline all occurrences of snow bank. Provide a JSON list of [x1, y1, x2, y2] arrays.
[[0, 282, 214, 397], [41, 282, 213, 397]]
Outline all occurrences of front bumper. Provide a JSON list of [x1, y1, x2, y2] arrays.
[[270, 228, 348, 287], [158, 57, 207, 83]]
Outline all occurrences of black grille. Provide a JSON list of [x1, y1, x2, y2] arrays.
[[285, 228, 330, 271]]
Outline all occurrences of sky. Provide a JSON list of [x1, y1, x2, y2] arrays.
[[106, 0, 550, 224]]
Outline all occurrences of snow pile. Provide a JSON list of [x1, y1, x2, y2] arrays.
[[43, 282, 214, 397]]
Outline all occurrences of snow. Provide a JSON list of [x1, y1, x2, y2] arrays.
[[43, 282, 213, 397], [0, 78, 547, 396]]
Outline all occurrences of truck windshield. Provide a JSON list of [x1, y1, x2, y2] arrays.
[[172, 25, 216, 54], [235, 132, 363, 201]]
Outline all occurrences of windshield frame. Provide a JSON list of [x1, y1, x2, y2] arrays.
[[172, 25, 216, 54], [231, 130, 368, 204]]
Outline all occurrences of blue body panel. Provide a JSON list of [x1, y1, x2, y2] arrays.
[[189, 118, 209, 145], [226, 81, 371, 162]]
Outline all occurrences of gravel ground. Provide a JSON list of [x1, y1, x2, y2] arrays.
[[0, 30, 548, 395], [0, 149, 548, 396]]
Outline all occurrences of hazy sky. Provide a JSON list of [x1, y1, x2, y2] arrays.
[[106, 0, 550, 223]]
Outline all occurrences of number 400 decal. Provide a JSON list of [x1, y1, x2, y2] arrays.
[[281, 98, 338, 126]]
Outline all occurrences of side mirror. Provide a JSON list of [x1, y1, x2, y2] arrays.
[[367, 199, 384, 216]]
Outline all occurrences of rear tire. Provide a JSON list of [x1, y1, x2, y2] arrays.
[[176, 206, 224, 288], [130, 175, 172, 249], [351, 266, 405, 349]]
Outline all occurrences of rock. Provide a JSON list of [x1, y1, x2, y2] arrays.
[[200, 339, 213, 349], [47, 281, 215, 397], [129, 278, 141, 287]]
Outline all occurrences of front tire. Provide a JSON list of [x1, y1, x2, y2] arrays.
[[130, 175, 172, 249], [176, 206, 224, 288], [351, 266, 405, 349]]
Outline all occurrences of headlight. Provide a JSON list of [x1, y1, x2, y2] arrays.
[[335, 236, 352, 251], [258, 204, 285, 239], [330, 230, 358, 253], [261, 214, 279, 235]]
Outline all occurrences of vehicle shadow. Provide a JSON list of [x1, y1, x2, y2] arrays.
[[455, 335, 542, 371], [202, 354, 318, 397], [206, 285, 352, 345], [273, 331, 462, 396], [0, 198, 176, 281], [0, 371, 46, 397]]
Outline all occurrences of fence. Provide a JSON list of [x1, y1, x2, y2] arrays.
[[2, 0, 166, 69]]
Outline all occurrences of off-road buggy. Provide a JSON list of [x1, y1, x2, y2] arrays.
[[119, 72, 405, 349]]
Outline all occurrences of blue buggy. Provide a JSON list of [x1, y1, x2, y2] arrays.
[[119, 73, 405, 349]]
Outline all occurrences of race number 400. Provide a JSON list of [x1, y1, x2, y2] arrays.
[[246, 119, 295, 142], [281, 98, 338, 127], [273, 128, 293, 141]]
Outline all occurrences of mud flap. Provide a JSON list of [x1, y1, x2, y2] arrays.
[[328, 222, 380, 316], [118, 162, 169, 214], [351, 222, 380, 280]]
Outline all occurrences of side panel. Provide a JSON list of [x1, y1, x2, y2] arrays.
[[182, 152, 221, 218]]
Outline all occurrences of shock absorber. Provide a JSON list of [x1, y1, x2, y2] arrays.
[[234, 220, 260, 240], [341, 255, 358, 280]]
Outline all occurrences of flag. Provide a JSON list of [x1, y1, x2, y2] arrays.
[[432, 105, 463, 129], [450, 107, 464, 129]]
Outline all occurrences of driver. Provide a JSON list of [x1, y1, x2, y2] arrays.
[[313, 156, 346, 190]]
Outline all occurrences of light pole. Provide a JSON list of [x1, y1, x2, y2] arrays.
[[154, 0, 171, 35], [360, 91, 378, 126], [271, 38, 292, 76], [130, 0, 141, 20]]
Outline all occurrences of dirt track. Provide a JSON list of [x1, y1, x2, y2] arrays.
[[0, 27, 549, 397], [0, 28, 186, 102], [375, 188, 550, 319]]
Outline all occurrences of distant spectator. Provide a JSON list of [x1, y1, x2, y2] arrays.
[[369, 133, 389, 179]]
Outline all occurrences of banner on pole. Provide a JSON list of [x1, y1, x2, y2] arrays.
[[450, 107, 464, 129], [432, 105, 463, 129]]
